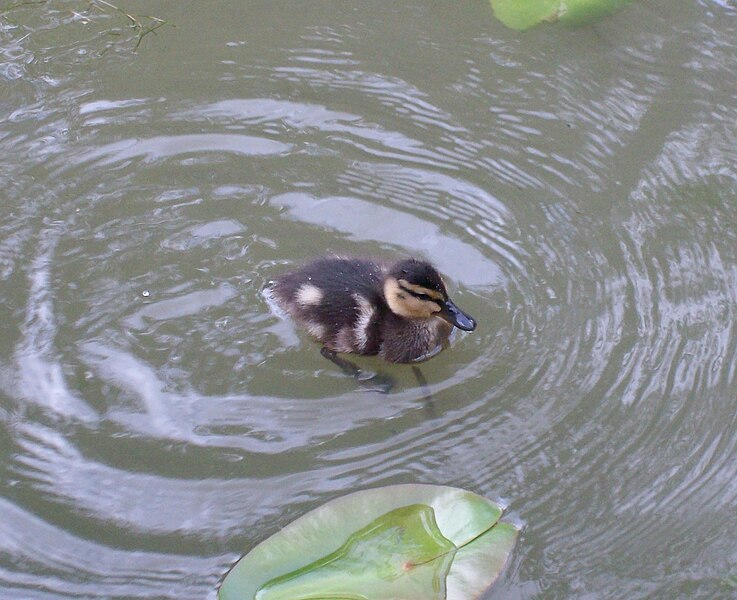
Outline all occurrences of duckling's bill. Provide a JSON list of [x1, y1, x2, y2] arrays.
[[438, 298, 476, 331]]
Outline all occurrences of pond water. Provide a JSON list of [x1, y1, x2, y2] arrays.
[[2, 1, 737, 598]]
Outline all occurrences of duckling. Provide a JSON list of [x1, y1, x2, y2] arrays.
[[270, 256, 476, 364]]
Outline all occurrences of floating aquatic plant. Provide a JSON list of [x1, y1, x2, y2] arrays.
[[490, 0, 634, 31], [219, 484, 519, 600]]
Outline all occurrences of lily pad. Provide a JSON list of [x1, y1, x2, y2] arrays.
[[219, 484, 518, 600], [490, 0, 634, 31]]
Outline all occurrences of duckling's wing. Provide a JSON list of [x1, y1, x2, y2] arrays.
[[271, 258, 385, 353], [272, 258, 382, 306]]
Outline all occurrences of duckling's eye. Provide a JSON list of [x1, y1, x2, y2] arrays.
[[397, 283, 436, 302]]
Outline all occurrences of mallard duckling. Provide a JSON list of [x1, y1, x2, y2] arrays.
[[270, 256, 476, 363]]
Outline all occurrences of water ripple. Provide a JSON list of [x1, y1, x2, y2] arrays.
[[0, 496, 225, 599], [3, 2, 737, 598]]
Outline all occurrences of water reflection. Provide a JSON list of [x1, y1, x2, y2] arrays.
[[271, 193, 502, 287]]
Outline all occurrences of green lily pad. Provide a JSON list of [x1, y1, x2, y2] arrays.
[[491, 0, 634, 31], [219, 484, 519, 600]]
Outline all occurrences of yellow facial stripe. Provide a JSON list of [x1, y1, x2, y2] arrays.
[[397, 279, 444, 301]]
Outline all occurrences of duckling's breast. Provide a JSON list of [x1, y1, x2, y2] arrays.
[[378, 316, 452, 363]]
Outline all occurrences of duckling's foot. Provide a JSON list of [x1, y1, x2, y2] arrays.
[[320, 347, 394, 394], [412, 366, 433, 403]]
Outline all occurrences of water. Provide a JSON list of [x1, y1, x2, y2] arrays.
[[2, 1, 737, 598]]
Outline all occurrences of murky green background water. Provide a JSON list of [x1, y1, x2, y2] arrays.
[[2, 1, 737, 598]]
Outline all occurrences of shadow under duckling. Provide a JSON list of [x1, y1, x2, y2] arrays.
[[269, 256, 476, 391]]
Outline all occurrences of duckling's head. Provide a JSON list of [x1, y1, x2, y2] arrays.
[[383, 259, 477, 331]]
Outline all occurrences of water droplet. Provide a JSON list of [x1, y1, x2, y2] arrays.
[[141, 289, 150, 298]]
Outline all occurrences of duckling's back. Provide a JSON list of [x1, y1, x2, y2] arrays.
[[271, 257, 386, 355]]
